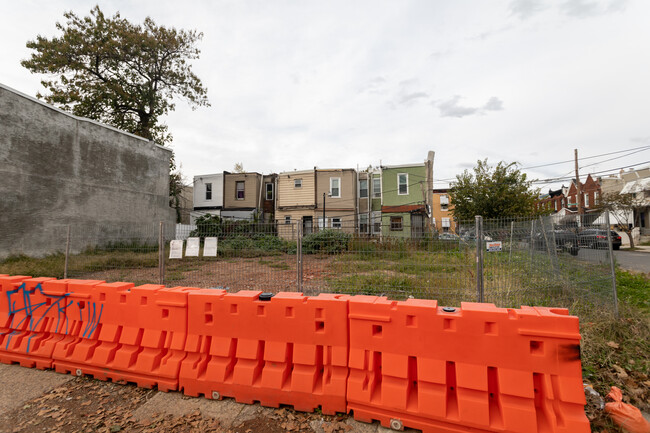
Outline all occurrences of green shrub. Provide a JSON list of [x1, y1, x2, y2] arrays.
[[302, 229, 352, 254]]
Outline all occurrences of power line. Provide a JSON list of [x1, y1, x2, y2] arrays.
[[522, 145, 650, 170], [531, 161, 650, 184]]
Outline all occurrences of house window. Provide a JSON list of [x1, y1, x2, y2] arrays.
[[294, 179, 302, 188], [432, 217, 436, 228], [284, 216, 291, 224], [330, 178, 341, 198], [372, 213, 381, 233], [359, 179, 368, 198], [554, 201, 558, 211], [398, 174, 408, 195], [584, 193, 589, 208], [265, 183, 274, 200], [359, 214, 368, 233], [205, 183, 212, 200], [390, 216, 403, 231], [440, 194, 449, 211], [373, 178, 381, 198], [332, 217, 342, 229], [594, 191, 600, 205], [318, 217, 327, 229], [236, 181, 245, 200]]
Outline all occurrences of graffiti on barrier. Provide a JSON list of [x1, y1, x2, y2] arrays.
[[3, 283, 103, 352]]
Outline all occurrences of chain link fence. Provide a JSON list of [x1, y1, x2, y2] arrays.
[[0, 215, 619, 313]]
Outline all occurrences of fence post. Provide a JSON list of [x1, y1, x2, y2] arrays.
[[475, 215, 484, 303], [158, 221, 165, 285], [64, 224, 71, 279], [296, 223, 303, 292], [508, 221, 514, 264], [605, 213, 619, 318]]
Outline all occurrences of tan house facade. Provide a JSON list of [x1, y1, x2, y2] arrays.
[[275, 169, 317, 238], [315, 168, 357, 233]]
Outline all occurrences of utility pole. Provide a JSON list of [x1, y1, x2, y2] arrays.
[[574, 149, 584, 216]]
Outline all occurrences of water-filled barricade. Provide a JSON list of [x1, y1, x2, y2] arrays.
[[0, 276, 590, 432]]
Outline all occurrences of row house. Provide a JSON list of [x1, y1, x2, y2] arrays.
[[191, 172, 277, 224], [192, 151, 435, 239], [431, 188, 456, 233], [535, 174, 602, 225], [275, 168, 358, 236]]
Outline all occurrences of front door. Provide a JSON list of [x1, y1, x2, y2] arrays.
[[411, 214, 424, 238], [303, 216, 313, 235]]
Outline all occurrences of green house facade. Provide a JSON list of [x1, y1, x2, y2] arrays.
[[380, 157, 433, 238]]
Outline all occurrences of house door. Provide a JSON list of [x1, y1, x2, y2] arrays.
[[303, 216, 313, 235], [411, 214, 424, 238]]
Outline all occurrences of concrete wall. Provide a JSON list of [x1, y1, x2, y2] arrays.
[[0, 83, 175, 258]]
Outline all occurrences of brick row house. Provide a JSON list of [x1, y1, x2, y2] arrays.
[[191, 151, 439, 238], [535, 174, 602, 224]]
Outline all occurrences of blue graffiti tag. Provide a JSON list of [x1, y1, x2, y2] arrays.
[[4, 283, 103, 353]]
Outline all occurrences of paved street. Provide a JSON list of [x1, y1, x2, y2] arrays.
[[575, 247, 650, 274], [614, 249, 650, 274]]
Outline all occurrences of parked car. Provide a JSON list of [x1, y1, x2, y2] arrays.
[[533, 230, 579, 256], [439, 233, 460, 241], [577, 229, 622, 250]]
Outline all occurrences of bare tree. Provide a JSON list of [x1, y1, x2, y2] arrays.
[[596, 191, 642, 249]]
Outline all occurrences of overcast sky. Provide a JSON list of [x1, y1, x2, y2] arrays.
[[2, 0, 649, 191]]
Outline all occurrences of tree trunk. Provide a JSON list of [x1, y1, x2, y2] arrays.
[[625, 230, 635, 249]]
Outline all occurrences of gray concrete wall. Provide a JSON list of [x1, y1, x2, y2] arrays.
[[0, 83, 175, 258]]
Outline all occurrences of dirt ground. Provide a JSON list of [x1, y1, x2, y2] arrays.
[[78, 255, 337, 293]]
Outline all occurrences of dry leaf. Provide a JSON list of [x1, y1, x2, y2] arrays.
[[606, 341, 619, 349], [613, 364, 628, 379]]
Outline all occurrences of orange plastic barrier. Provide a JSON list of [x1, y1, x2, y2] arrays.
[[179, 291, 350, 414], [53, 283, 197, 391], [0, 276, 61, 368], [0, 275, 591, 432], [346, 297, 590, 433]]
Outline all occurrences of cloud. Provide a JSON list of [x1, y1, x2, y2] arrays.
[[388, 78, 430, 108], [509, 0, 547, 20], [560, 0, 628, 18], [435, 96, 504, 118], [358, 76, 387, 95], [484, 97, 504, 111]]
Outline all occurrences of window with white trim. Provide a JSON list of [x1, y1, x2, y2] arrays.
[[294, 179, 302, 188], [440, 194, 449, 211], [372, 178, 381, 198], [398, 174, 408, 195], [332, 217, 342, 229], [330, 177, 341, 198], [205, 183, 212, 200], [432, 217, 436, 228], [372, 212, 381, 233], [359, 179, 368, 198], [584, 193, 589, 208], [284, 216, 291, 224], [359, 214, 368, 233], [236, 181, 245, 200], [554, 200, 558, 211], [265, 183, 274, 200]]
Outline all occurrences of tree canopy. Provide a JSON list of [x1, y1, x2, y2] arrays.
[[21, 5, 209, 145], [449, 159, 540, 220]]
